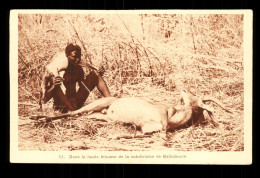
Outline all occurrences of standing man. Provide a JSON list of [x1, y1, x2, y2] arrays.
[[41, 43, 112, 113]]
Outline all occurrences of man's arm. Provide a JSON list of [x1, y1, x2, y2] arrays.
[[40, 52, 68, 104], [41, 71, 63, 104]]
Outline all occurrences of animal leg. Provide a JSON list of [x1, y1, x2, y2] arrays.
[[131, 124, 137, 138], [72, 97, 117, 115], [86, 112, 110, 122], [141, 121, 163, 134]]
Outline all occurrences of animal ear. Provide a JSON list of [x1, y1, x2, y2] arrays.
[[203, 110, 219, 127]]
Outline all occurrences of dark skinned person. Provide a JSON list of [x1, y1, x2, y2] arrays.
[[41, 43, 112, 113]]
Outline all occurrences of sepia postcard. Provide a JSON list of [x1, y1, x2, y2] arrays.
[[10, 10, 252, 164]]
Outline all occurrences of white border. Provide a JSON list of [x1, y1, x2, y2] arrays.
[[10, 10, 253, 164]]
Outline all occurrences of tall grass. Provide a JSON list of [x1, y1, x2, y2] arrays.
[[18, 13, 244, 151]]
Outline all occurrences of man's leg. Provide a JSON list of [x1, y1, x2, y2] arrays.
[[95, 70, 112, 97], [75, 71, 112, 109], [44, 76, 76, 113], [53, 85, 76, 112]]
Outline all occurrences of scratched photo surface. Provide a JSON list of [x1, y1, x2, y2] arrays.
[[17, 13, 245, 152]]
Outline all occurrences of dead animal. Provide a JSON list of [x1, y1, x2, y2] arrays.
[[30, 89, 232, 134]]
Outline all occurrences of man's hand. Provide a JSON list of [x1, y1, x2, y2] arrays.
[[98, 66, 105, 77], [54, 76, 63, 86]]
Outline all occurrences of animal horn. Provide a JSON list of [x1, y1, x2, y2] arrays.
[[202, 96, 233, 113], [197, 96, 214, 112]]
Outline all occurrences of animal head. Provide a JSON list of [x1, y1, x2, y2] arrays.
[[167, 89, 223, 131], [181, 89, 214, 109]]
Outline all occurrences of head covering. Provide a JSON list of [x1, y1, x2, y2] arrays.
[[65, 43, 81, 58]]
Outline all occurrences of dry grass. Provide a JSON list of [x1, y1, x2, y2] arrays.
[[17, 13, 244, 151]]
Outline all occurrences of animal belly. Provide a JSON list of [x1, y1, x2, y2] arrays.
[[106, 97, 163, 131]]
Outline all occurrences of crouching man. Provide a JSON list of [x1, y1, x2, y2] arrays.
[[40, 43, 112, 113]]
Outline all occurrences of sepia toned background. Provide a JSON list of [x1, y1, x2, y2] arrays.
[[17, 12, 244, 152]]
